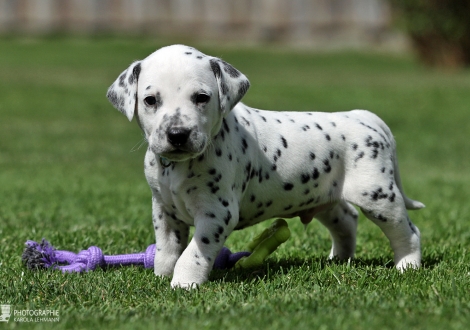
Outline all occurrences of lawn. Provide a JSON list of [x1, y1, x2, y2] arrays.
[[0, 38, 469, 329]]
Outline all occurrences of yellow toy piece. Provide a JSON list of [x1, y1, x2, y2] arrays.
[[235, 219, 290, 269]]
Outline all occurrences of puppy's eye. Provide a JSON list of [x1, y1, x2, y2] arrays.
[[195, 94, 210, 104], [144, 96, 157, 106]]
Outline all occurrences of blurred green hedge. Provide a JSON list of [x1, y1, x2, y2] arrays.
[[391, 0, 470, 67]]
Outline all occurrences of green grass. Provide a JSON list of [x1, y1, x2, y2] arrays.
[[1, 37, 469, 329]]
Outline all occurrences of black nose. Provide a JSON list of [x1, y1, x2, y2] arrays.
[[167, 127, 191, 147]]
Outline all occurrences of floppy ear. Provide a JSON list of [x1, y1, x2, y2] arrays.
[[209, 58, 250, 113], [106, 61, 142, 121]]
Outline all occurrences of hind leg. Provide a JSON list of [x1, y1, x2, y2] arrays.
[[351, 190, 421, 270], [315, 200, 359, 260], [363, 206, 420, 270]]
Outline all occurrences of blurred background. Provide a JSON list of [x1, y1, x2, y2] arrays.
[[0, 0, 469, 67]]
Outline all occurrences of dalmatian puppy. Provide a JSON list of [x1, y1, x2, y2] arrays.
[[107, 45, 424, 289]]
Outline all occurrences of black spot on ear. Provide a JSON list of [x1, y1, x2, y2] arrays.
[[119, 73, 127, 87], [128, 63, 141, 85], [222, 60, 241, 78], [107, 89, 124, 109], [238, 81, 250, 96], [210, 59, 221, 78]]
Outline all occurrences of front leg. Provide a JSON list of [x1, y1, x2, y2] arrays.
[[152, 194, 189, 278], [171, 207, 238, 289]]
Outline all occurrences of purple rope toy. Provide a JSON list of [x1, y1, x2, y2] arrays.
[[22, 239, 251, 273]]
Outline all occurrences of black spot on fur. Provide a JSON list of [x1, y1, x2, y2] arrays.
[[238, 81, 250, 97], [224, 211, 232, 225], [223, 119, 230, 133], [222, 60, 241, 78], [281, 136, 288, 148], [370, 188, 388, 201], [128, 63, 141, 85], [355, 151, 365, 162], [301, 173, 310, 184], [210, 59, 221, 78], [323, 159, 332, 173], [254, 210, 265, 218], [283, 183, 294, 191], [118, 73, 127, 87], [312, 168, 320, 180]]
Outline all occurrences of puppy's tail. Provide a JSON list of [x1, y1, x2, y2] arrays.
[[378, 117, 425, 211], [392, 154, 425, 210]]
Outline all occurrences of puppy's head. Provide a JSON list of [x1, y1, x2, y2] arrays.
[[106, 44, 250, 162]]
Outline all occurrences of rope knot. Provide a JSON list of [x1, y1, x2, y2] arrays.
[[76, 246, 105, 271]]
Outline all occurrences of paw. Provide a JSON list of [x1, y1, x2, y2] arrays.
[[154, 256, 178, 277], [170, 279, 199, 290], [396, 258, 420, 272]]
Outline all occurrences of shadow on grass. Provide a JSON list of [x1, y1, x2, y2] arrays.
[[210, 253, 443, 283]]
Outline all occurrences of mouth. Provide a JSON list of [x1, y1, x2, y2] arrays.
[[156, 148, 197, 162], [149, 135, 207, 162]]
